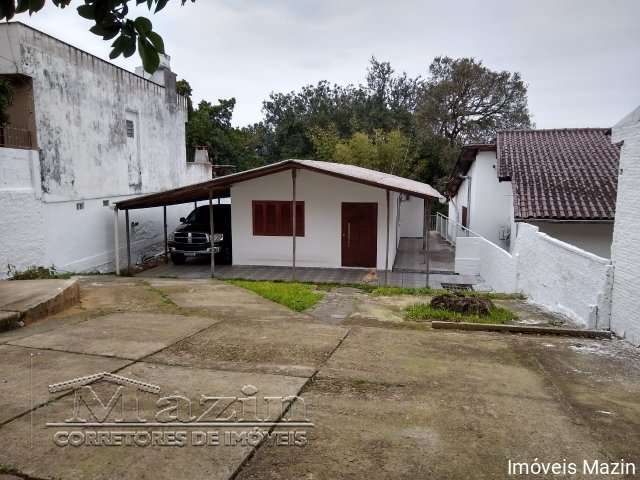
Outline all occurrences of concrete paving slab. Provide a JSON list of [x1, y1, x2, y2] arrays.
[[237, 327, 636, 479], [77, 278, 177, 313], [0, 345, 129, 424], [9, 313, 219, 360], [148, 319, 348, 377], [147, 279, 312, 323], [237, 374, 606, 479], [320, 326, 549, 397], [511, 335, 640, 460], [0, 310, 91, 345], [0, 279, 79, 325], [0, 362, 307, 480]]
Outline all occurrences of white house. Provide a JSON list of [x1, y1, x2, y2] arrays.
[[447, 129, 620, 258], [609, 105, 640, 345], [0, 23, 211, 277], [115, 160, 443, 271]]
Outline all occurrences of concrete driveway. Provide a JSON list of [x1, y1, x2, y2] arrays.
[[0, 277, 639, 479]]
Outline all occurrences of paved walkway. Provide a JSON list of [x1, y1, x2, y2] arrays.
[[2, 277, 637, 479], [393, 233, 455, 273]]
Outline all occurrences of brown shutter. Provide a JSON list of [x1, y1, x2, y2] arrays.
[[251, 201, 305, 237]]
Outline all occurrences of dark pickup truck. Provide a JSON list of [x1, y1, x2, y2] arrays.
[[168, 205, 232, 265]]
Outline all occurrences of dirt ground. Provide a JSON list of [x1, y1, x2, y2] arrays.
[[0, 277, 639, 480]]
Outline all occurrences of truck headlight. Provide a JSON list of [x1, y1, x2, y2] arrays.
[[213, 233, 224, 242]]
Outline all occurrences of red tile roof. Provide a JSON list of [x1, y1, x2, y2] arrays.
[[497, 129, 620, 221]]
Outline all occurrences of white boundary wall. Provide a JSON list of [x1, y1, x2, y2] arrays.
[[455, 223, 613, 328], [513, 223, 612, 329], [610, 106, 640, 345], [455, 236, 517, 293]]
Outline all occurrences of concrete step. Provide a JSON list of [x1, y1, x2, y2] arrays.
[[0, 279, 80, 331]]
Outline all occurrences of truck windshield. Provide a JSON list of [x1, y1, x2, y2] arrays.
[[185, 207, 210, 225]]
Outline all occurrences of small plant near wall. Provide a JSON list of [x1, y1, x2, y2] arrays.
[[7, 265, 72, 280]]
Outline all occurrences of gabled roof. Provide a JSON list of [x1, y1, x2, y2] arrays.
[[498, 129, 620, 221], [115, 159, 443, 210]]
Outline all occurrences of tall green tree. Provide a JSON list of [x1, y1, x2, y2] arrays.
[[261, 57, 422, 162], [416, 56, 532, 145]]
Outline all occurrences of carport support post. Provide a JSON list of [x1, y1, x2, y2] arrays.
[[113, 207, 120, 275], [125, 209, 131, 275], [209, 190, 215, 278], [424, 199, 432, 288], [291, 168, 297, 281], [163, 206, 168, 263], [385, 189, 390, 285]]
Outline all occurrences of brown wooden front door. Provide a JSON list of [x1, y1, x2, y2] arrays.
[[341, 202, 378, 268]]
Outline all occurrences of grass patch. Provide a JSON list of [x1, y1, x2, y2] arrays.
[[405, 303, 517, 324], [371, 286, 524, 300], [226, 280, 325, 312], [371, 286, 437, 296], [7, 265, 72, 280]]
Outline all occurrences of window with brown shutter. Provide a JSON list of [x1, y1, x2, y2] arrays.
[[252, 201, 305, 236]]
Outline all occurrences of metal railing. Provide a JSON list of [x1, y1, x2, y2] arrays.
[[0, 125, 33, 149], [432, 212, 480, 246]]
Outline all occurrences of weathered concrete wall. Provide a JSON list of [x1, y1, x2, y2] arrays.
[[0, 23, 210, 274], [610, 105, 640, 345], [231, 169, 399, 270], [0, 148, 45, 277]]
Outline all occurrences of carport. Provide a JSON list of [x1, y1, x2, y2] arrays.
[[114, 159, 443, 284]]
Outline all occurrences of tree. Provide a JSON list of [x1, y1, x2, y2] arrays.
[[0, 0, 196, 73], [416, 56, 532, 145], [185, 97, 264, 171], [176, 78, 193, 115], [261, 57, 422, 161], [330, 129, 413, 178]]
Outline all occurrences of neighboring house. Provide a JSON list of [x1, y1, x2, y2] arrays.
[[610, 105, 640, 346], [447, 129, 620, 258], [116, 159, 443, 270], [0, 23, 211, 277]]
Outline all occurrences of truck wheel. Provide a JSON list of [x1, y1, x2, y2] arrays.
[[171, 253, 186, 265]]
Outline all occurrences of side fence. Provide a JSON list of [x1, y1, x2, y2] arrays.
[[434, 214, 612, 329]]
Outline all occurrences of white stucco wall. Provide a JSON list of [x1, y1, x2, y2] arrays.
[[0, 23, 211, 275], [453, 222, 612, 328], [455, 236, 517, 293], [398, 195, 424, 238], [513, 223, 612, 328], [448, 151, 513, 248], [231, 169, 399, 270], [610, 106, 640, 345], [529, 222, 613, 258], [0, 148, 45, 277]]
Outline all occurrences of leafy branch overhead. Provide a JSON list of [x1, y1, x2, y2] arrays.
[[0, 0, 195, 73]]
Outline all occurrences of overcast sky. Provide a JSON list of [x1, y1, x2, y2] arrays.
[[17, 0, 640, 128]]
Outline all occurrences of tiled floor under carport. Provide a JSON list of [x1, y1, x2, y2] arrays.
[[0, 276, 638, 480]]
